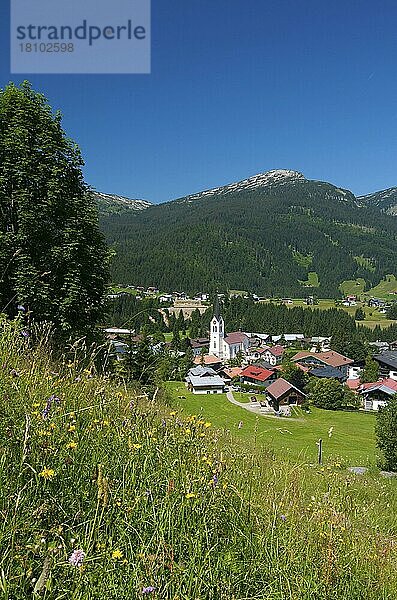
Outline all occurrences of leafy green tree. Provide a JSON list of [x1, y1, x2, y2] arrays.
[[375, 396, 397, 471], [307, 378, 358, 411], [280, 360, 308, 392], [0, 82, 109, 339], [360, 356, 380, 383]]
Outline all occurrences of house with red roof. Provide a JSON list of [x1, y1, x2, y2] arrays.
[[240, 365, 277, 387], [193, 354, 222, 370], [359, 378, 397, 411]]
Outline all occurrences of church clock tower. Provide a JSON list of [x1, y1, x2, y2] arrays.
[[209, 296, 224, 359]]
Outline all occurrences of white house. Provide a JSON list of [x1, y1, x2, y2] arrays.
[[360, 379, 397, 411], [186, 365, 225, 394], [209, 299, 249, 361], [262, 345, 285, 366]]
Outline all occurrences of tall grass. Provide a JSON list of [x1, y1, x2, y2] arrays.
[[1, 316, 397, 599]]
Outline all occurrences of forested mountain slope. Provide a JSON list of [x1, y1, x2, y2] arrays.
[[359, 187, 397, 216], [100, 170, 397, 296]]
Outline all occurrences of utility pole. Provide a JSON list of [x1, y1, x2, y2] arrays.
[[317, 438, 323, 465]]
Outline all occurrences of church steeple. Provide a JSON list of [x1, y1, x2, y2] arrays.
[[213, 294, 220, 319], [209, 295, 224, 359]]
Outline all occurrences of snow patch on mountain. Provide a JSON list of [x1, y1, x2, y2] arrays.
[[94, 191, 152, 213], [180, 169, 306, 203]]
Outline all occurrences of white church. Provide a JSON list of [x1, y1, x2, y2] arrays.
[[209, 298, 249, 361]]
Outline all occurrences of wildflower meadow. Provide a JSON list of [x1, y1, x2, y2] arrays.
[[1, 317, 397, 599]]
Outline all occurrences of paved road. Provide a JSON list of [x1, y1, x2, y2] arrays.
[[226, 390, 273, 415], [226, 390, 302, 421]]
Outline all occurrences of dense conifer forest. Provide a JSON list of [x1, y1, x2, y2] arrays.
[[100, 177, 397, 297]]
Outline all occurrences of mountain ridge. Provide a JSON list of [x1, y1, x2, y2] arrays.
[[100, 170, 397, 296], [93, 191, 152, 216], [358, 187, 397, 216]]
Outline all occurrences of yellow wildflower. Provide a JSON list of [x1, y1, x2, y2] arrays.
[[49, 423, 56, 430], [204, 422, 212, 428], [66, 441, 78, 450], [39, 467, 55, 480], [68, 425, 76, 432], [185, 492, 197, 499], [132, 443, 142, 450], [112, 549, 123, 560], [170, 411, 176, 416], [185, 428, 191, 435]]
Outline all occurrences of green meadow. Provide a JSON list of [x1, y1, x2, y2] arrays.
[[167, 382, 377, 465], [278, 298, 395, 329]]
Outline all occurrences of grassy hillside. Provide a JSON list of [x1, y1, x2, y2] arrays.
[[275, 298, 395, 329], [101, 175, 397, 297], [2, 318, 397, 598], [167, 383, 376, 464]]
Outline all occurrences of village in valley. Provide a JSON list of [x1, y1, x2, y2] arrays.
[[105, 286, 397, 420]]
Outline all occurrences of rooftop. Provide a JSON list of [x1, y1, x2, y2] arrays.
[[240, 365, 274, 382], [266, 378, 306, 400]]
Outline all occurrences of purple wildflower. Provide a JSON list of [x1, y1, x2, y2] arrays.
[[42, 405, 51, 419], [69, 549, 85, 567], [142, 586, 155, 595], [42, 395, 61, 419], [280, 514, 287, 522], [49, 395, 61, 405], [213, 474, 219, 487], [21, 330, 29, 338], [161, 419, 166, 428], [17, 305, 26, 312]]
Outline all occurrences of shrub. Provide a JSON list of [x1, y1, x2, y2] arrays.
[[375, 396, 397, 471]]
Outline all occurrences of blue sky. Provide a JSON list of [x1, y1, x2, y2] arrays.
[[1, 0, 397, 202]]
